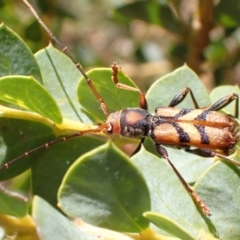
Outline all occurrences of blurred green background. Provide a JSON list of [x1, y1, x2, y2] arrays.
[[1, 0, 240, 92]]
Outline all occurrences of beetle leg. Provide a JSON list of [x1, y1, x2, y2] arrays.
[[206, 93, 239, 118], [111, 62, 147, 110], [186, 148, 240, 167], [155, 144, 211, 216], [168, 87, 199, 108]]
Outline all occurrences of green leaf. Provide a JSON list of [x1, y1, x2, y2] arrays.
[[58, 142, 150, 233], [0, 75, 62, 123], [143, 212, 195, 240], [77, 68, 139, 123], [195, 154, 240, 239], [35, 45, 83, 122], [0, 117, 56, 180], [32, 196, 94, 240], [144, 138, 214, 184], [0, 23, 42, 82], [132, 147, 209, 238], [146, 65, 211, 113], [115, 1, 181, 34], [0, 185, 27, 217], [31, 136, 105, 207]]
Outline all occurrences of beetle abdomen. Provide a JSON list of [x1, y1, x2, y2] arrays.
[[151, 107, 239, 151]]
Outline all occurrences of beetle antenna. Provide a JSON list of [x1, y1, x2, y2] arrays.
[[22, 0, 109, 116]]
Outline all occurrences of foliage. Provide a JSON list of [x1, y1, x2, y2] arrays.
[[1, 0, 240, 88], [1, 1, 240, 239], [0, 20, 239, 240]]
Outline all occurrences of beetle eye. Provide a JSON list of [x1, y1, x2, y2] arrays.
[[106, 123, 113, 134]]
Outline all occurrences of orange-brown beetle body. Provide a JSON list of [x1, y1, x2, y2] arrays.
[[105, 91, 239, 216], [106, 107, 239, 156], [151, 107, 239, 154]]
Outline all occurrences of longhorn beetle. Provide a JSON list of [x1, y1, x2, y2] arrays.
[[0, 0, 240, 216]]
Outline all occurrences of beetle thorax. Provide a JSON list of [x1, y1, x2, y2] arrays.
[[105, 108, 151, 139]]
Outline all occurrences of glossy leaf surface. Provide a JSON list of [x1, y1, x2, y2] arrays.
[[146, 65, 211, 113], [31, 136, 105, 207], [77, 68, 139, 123], [0, 117, 56, 180], [143, 212, 195, 240], [132, 147, 208, 238], [195, 154, 240, 240], [0, 23, 42, 82], [58, 142, 150, 233], [0, 76, 62, 123], [35, 45, 83, 122]]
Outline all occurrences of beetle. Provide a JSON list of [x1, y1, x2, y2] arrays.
[[0, 0, 239, 217]]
